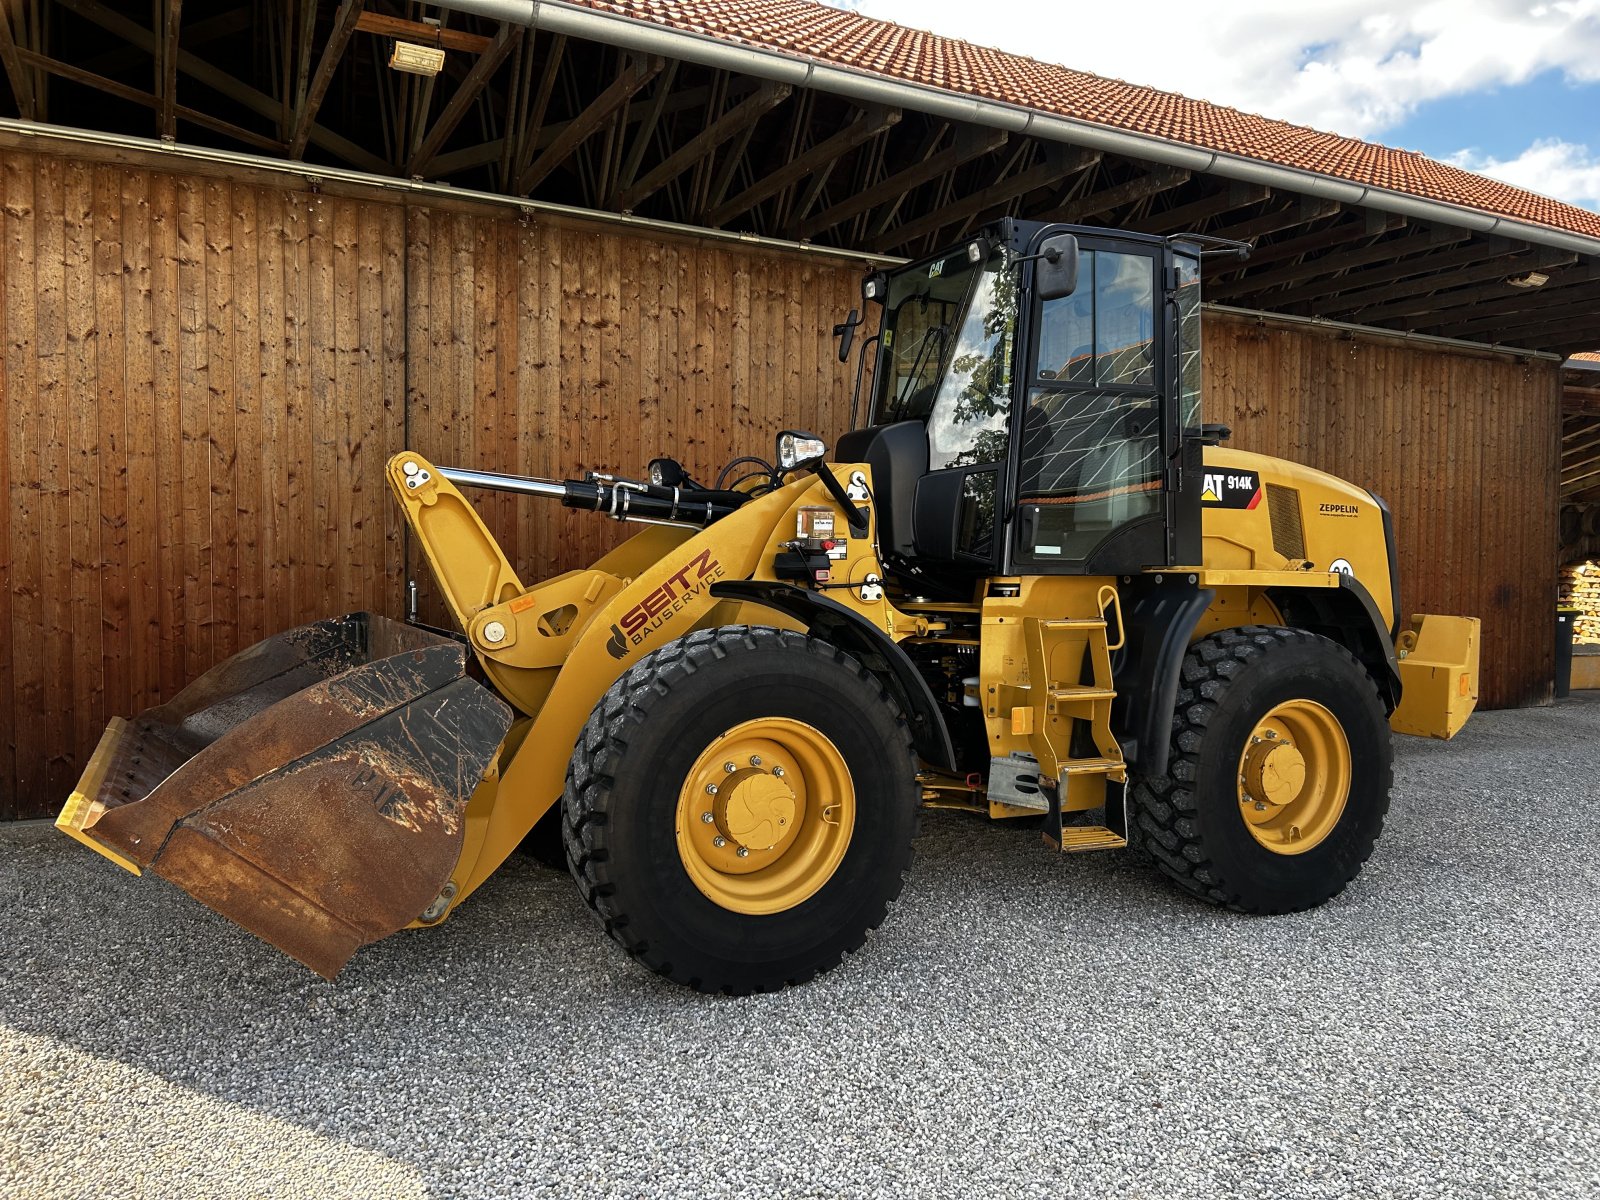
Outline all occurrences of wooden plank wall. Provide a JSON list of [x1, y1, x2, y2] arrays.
[[402, 208, 861, 616], [1203, 311, 1560, 709], [0, 145, 862, 818], [0, 149, 411, 819]]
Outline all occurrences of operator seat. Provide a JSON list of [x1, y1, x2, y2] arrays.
[[835, 421, 929, 562]]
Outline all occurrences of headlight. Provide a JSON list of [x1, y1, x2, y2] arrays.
[[777, 432, 828, 472]]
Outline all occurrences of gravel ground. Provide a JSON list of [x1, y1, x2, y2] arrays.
[[3, 695, 1598, 1200]]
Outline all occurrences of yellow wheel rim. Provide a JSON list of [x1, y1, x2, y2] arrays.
[[1236, 699, 1351, 855], [675, 717, 856, 915]]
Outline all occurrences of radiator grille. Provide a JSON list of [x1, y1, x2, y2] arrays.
[[1266, 483, 1306, 561]]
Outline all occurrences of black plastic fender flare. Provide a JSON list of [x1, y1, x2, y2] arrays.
[[708, 580, 958, 772]]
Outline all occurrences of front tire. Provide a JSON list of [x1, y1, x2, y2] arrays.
[[563, 626, 919, 994], [1131, 626, 1392, 913]]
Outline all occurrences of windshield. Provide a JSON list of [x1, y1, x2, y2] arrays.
[[869, 246, 989, 426]]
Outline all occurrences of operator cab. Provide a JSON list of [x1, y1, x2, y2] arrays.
[[836, 220, 1207, 591]]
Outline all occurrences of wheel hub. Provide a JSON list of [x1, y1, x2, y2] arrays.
[[1235, 699, 1351, 855], [676, 717, 856, 913], [1242, 735, 1307, 809], [713, 767, 799, 854]]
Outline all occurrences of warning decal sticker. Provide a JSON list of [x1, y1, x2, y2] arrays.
[[1200, 469, 1263, 510]]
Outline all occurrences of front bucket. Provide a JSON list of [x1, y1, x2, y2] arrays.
[[57, 613, 512, 978]]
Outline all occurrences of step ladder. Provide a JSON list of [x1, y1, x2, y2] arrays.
[[1021, 590, 1128, 853]]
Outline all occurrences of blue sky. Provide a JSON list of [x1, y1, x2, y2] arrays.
[[838, 1, 1600, 212]]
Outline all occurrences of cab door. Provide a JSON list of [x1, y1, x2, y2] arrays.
[[1007, 235, 1171, 575]]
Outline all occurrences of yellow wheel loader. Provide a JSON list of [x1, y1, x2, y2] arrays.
[[58, 221, 1481, 993]]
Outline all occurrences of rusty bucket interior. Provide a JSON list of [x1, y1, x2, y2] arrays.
[[58, 613, 512, 978]]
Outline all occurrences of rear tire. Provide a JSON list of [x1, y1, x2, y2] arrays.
[[1131, 626, 1392, 913], [563, 626, 919, 994]]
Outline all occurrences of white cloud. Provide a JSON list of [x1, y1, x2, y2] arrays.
[[841, 0, 1600, 140], [1448, 139, 1600, 210]]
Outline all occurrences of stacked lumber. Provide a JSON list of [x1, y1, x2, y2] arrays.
[[1559, 562, 1600, 645]]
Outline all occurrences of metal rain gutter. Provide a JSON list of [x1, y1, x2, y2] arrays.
[[433, 0, 1600, 260]]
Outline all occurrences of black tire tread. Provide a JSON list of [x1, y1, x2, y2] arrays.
[[1131, 625, 1392, 914], [561, 625, 919, 994]]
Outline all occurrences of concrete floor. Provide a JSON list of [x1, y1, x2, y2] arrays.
[[3, 695, 1598, 1199]]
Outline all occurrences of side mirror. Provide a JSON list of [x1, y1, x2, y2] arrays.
[[777, 430, 828, 472], [1034, 234, 1080, 302], [833, 308, 860, 363]]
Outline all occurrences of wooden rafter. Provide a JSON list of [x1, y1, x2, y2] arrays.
[[875, 143, 1099, 252], [0, 0, 35, 118], [59, 0, 384, 170], [518, 54, 665, 195], [794, 124, 1008, 240], [1208, 198, 1343, 250], [354, 11, 492, 54], [1208, 214, 1396, 290], [1236, 229, 1483, 305], [1128, 182, 1270, 234], [406, 21, 520, 176], [1355, 258, 1600, 328], [704, 104, 902, 228], [612, 59, 678, 202], [616, 78, 790, 212], [1050, 164, 1189, 223], [1327, 248, 1581, 320], [289, 0, 364, 160], [16, 46, 280, 150], [157, 0, 182, 139]]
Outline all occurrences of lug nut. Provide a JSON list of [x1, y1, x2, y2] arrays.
[[723, 762, 736, 774], [736, 846, 749, 858], [705, 783, 718, 796], [701, 812, 714, 824], [749, 755, 762, 767], [712, 836, 726, 848], [773, 766, 785, 778]]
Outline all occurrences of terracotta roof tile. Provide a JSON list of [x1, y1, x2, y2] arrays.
[[566, 0, 1600, 242]]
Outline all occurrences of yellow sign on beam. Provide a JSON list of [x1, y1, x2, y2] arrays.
[[390, 42, 446, 77]]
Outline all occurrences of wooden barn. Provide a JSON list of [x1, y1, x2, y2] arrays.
[[1, 0, 1597, 817]]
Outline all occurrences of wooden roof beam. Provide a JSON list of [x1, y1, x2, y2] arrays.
[[611, 60, 679, 204], [1051, 164, 1189, 223], [1207, 197, 1344, 249], [0, 0, 36, 119], [794, 124, 1008, 240], [703, 104, 901, 227], [354, 11, 493, 54], [157, 0, 182, 140], [518, 54, 665, 194], [289, 0, 364, 160], [1126, 181, 1270, 234], [58, 0, 385, 171], [1206, 212, 1394, 294], [1232, 228, 1480, 305], [617, 79, 790, 212], [874, 143, 1100, 253], [1429, 281, 1600, 341], [1336, 251, 1590, 323], [406, 21, 521, 177], [15, 47, 281, 151]]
